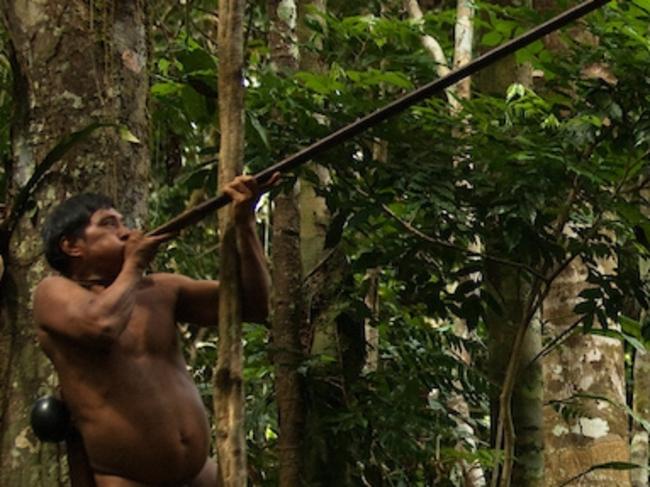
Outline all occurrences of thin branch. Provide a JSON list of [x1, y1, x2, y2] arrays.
[[365, 189, 548, 281]]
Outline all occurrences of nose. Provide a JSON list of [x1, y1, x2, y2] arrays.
[[118, 226, 131, 241]]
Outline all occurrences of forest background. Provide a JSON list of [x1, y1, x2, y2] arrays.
[[0, 0, 649, 486]]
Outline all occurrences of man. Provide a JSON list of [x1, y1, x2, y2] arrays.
[[33, 175, 275, 487]]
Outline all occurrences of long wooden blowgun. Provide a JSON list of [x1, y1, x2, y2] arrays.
[[148, 0, 610, 238]]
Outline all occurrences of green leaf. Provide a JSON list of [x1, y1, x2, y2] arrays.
[[119, 126, 141, 144], [177, 47, 217, 74], [481, 31, 502, 47], [248, 113, 270, 149], [632, 0, 650, 11], [151, 82, 183, 97]]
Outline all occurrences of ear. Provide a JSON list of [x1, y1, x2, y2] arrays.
[[60, 236, 84, 258]]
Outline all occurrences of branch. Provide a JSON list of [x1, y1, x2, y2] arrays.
[[404, 0, 457, 107], [365, 189, 548, 281]]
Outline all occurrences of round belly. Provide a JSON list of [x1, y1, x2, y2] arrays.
[[75, 362, 210, 484]]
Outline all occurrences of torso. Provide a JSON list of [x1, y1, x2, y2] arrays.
[[37, 275, 210, 485]]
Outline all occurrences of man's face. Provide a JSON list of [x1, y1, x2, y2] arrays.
[[66, 208, 130, 275]]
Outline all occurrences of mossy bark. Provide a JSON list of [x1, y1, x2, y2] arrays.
[[0, 1, 150, 485]]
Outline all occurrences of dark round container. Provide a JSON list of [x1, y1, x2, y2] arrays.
[[30, 396, 71, 443]]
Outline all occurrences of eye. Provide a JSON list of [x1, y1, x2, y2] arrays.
[[100, 217, 119, 227]]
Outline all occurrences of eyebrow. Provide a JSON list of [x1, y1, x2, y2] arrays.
[[97, 212, 124, 223]]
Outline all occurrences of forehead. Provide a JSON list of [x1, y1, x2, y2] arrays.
[[89, 208, 123, 223]]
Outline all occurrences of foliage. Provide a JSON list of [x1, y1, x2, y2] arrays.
[[0, 0, 646, 484], [141, 0, 650, 484]]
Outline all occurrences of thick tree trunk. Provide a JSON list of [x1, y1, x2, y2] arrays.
[[631, 189, 650, 487], [267, 0, 308, 485], [0, 1, 149, 485], [631, 348, 650, 487], [296, 2, 360, 483], [271, 189, 307, 486], [542, 259, 631, 487], [466, 2, 543, 485], [535, 1, 631, 485], [215, 1, 247, 485]]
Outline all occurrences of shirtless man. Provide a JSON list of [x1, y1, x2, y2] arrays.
[[33, 175, 273, 486]]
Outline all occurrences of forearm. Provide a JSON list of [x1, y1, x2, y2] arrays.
[[236, 218, 271, 323], [85, 263, 143, 340]]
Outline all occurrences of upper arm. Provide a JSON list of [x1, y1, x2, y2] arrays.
[[33, 277, 107, 345], [157, 274, 220, 327]]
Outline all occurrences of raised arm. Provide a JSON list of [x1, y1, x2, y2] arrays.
[[225, 175, 275, 324], [171, 175, 275, 327]]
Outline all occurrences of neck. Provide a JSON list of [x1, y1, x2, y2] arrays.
[[68, 264, 119, 288], [71, 276, 114, 288]]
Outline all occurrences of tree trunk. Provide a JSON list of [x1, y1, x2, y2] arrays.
[[535, 1, 631, 485], [271, 189, 307, 486], [484, 264, 544, 487], [0, 1, 149, 485], [631, 348, 650, 487], [214, 0, 247, 485], [476, 3, 543, 483], [631, 188, 650, 487], [542, 259, 631, 487], [267, 0, 308, 485], [296, 2, 360, 483]]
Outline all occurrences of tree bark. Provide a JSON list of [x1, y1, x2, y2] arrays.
[[535, 1, 631, 485], [631, 188, 650, 487], [267, 0, 308, 485], [214, 0, 247, 485], [630, 349, 649, 487], [476, 3, 543, 483], [484, 264, 544, 487], [296, 1, 358, 483], [0, 1, 149, 485], [542, 259, 631, 487]]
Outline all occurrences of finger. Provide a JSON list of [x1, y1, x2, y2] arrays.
[[228, 181, 254, 200], [240, 175, 259, 192], [223, 186, 247, 203], [151, 232, 176, 243], [127, 230, 145, 241], [231, 175, 254, 190]]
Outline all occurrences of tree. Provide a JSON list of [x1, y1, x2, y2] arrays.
[[267, 0, 309, 484], [0, 1, 150, 485], [215, 0, 248, 485]]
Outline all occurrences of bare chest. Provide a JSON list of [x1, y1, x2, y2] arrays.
[[116, 285, 179, 357]]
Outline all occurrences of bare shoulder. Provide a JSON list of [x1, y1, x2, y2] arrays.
[[34, 275, 84, 309], [35, 274, 73, 295], [33, 275, 89, 330]]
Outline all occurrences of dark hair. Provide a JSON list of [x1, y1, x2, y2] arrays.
[[42, 193, 115, 275]]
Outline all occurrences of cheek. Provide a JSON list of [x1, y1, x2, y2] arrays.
[[91, 234, 124, 254]]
